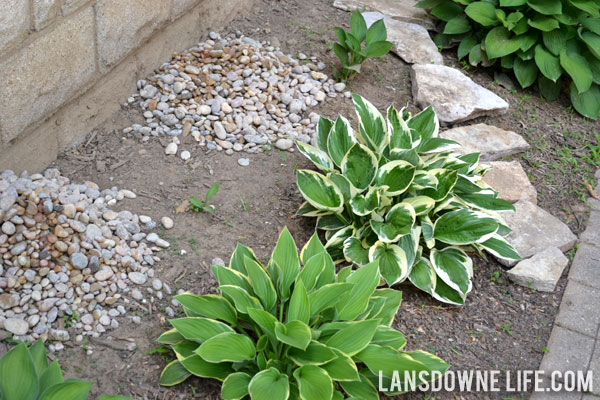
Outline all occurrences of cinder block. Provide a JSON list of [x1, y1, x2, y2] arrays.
[[570, 243, 600, 290], [556, 280, 600, 337], [95, 0, 170, 71], [0, 7, 96, 144], [0, 0, 29, 54], [539, 326, 594, 377], [33, 0, 59, 30]]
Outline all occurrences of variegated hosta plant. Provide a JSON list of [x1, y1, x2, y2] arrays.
[[158, 228, 449, 399], [295, 94, 521, 305]]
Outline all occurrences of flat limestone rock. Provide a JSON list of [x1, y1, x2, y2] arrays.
[[333, 0, 435, 30], [363, 12, 443, 65], [482, 161, 537, 204], [507, 247, 568, 292], [440, 124, 529, 161], [411, 64, 509, 124], [499, 201, 577, 267]]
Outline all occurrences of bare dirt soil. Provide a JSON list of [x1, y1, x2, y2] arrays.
[[15, 0, 598, 398]]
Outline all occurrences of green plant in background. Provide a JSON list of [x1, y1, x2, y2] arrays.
[[157, 228, 449, 399], [189, 183, 219, 213], [0, 340, 130, 400], [295, 94, 520, 305], [333, 9, 394, 81], [416, 0, 600, 119]]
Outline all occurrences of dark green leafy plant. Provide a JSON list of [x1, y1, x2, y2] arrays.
[[333, 10, 394, 81], [294, 94, 520, 305], [416, 0, 600, 119], [0, 340, 131, 400], [157, 228, 449, 399], [189, 183, 219, 213]]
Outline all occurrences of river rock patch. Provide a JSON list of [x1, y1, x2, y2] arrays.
[[0, 169, 171, 344]]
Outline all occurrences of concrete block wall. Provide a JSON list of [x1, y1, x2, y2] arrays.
[[0, 0, 256, 173]]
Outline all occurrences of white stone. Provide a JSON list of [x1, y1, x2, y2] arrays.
[[128, 271, 147, 285], [165, 142, 178, 155], [411, 64, 509, 124], [4, 318, 28, 335], [180, 151, 191, 161], [507, 247, 568, 292], [161, 217, 174, 229]]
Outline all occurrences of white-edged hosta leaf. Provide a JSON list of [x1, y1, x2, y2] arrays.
[[478, 234, 521, 260], [434, 209, 499, 245], [375, 160, 416, 196], [327, 172, 357, 202], [408, 106, 439, 144], [420, 168, 458, 201], [316, 116, 335, 153], [431, 275, 466, 305], [248, 368, 290, 400], [297, 201, 334, 217], [293, 365, 334, 400], [408, 258, 436, 296], [397, 226, 421, 269], [421, 215, 435, 249], [296, 141, 335, 172], [457, 193, 515, 211], [368, 241, 409, 285], [196, 332, 256, 363], [317, 214, 347, 231], [370, 203, 416, 243], [328, 115, 357, 167], [343, 236, 370, 265], [418, 138, 460, 153], [297, 170, 344, 213], [402, 196, 435, 216], [352, 94, 388, 152], [430, 247, 473, 297], [349, 186, 380, 216], [325, 226, 354, 249], [387, 105, 413, 151], [341, 143, 378, 191], [411, 171, 438, 190]]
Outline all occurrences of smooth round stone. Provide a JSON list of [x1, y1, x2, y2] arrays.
[[161, 217, 174, 230], [4, 318, 28, 335], [70, 253, 88, 270], [95, 268, 114, 281], [128, 272, 147, 285], [99, 315, 111, 326], [1, 221, 15, 235], [180, 151, 191, 161], [152, 279, 163, 291], [146, 233, 159, 243], [197, 105, 211, 115], [275, 138, 293, 150], [131, 289, 143, 300], [237, 158, 250, 167], [81, 314, 94, 325], [165, 142, 178, 155]]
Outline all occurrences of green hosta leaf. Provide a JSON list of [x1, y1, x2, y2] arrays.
[[244, 256, 278, 311], [39, 361, 64, 394], [375, 160, 416, 196], [196, 332, 256, 363], [370, 203, 416, 243], [180, 354, 233, 380], [220, 285, 263, 314], [325, 319, 380, 356], [345, 33, 361, 52], [39, 379, 91, 400], [341, 143, 378, 191], [458, 193, 516, 211], [322, 349, 360, 381], [172, 341, 199, 360], [581, 16, 600, 35], [247, 308, 278, 341], [271, 226, 301, 301], [469, 44, 484, 65], [288, 280, 310, 324], [349, 186, 380, 216], [538, 75, 562, 101], [297, 202, 334, 217], [294, 365, 334, 400], [275, 320, 312, 350], [364, 41, 394, 58], [340, 373, 379, 400], [328, 115, 357, 167], [288, 341, 338, 366], [157, 328, 185, 345], [0, 343, 39, 400], [372, 326, 407, 350], [343, 236, 370, 265], [366, 19, 387, 45], [174, 294, 238, 324], [479, 234, 521, 260], [580, 31, 600, 59], [297, 252, 326, 291], [296, 141, 334, 172], [430, 247, 473, 297], [402, 196, 435, 216], [465, 2, 499, 26], [229, 242, 258, 275], [316, 117, 334, 153], [504, 11, 524, 30], [369, 241, 409, 285], [170, 317, 234, 343], [569, 0, 599, 16], [29, 340, 48, 376], [560, 49, 593, 93], [352, 94, 388, 152], [337, 260, 380, 320], [308, 283, 353, 315], [527, 0, 561, 15], [211, 264, 254, 294], [543, 27, 569, 56], [444, 16, 472, 34], [160, 360, 191, 386], [431, 1, 464, 21], [355, 344, 429, 381], [297, 170, 344, 213], [434, 209, 499, 245], [222, 372, 252, 400], [485, 26, 521, 59], [248, 368, 290, 400], [458, 37, 479, 59], [534, 45, 562, 82], [350, 9, 367, 42], [333, 43, 349, 66], [570, 81, 600, 119], [527, 15, 559, 31]]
